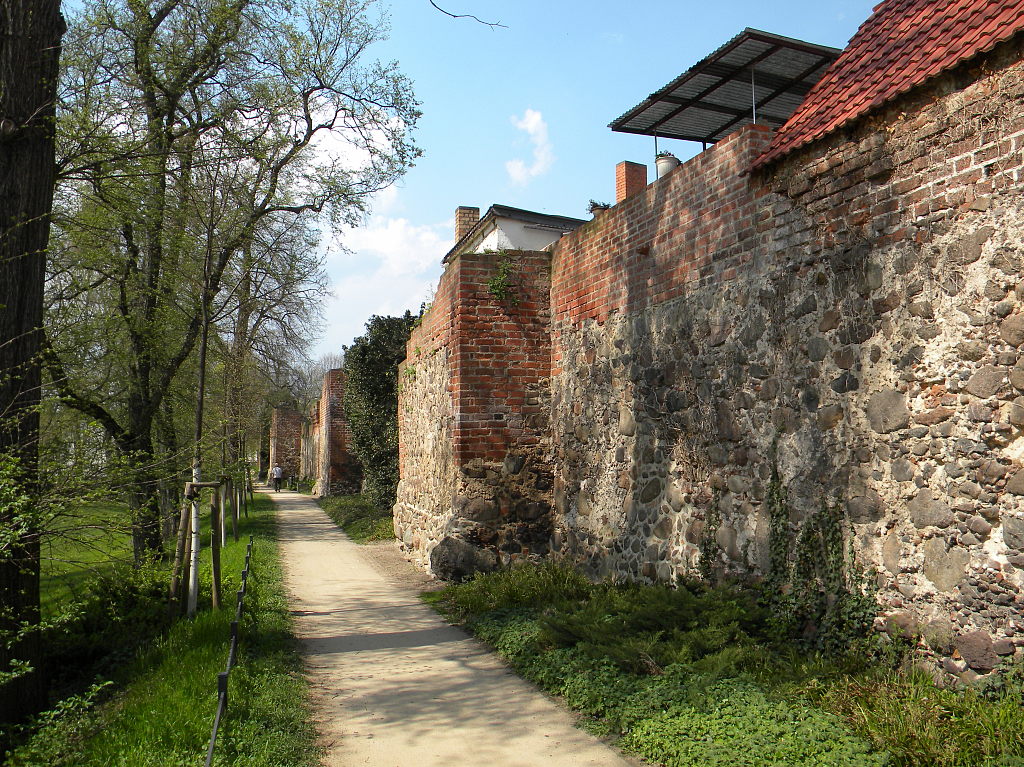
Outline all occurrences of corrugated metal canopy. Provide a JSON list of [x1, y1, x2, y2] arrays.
[[609, 29, 842, 145]]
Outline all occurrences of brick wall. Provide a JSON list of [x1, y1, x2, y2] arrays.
[[549, 124, 774, 373], [268, 407, 302, 481], [300, 401, 319, 482], [319, 369, 361, 496], [395, 248, 555, 570], [395, 34, 1024, 675], [451, 250, 552, 464]]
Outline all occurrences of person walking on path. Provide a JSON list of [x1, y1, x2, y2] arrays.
[[270, 463, 283, 491], [271, 490, 639, 767]]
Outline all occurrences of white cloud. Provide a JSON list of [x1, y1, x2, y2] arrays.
[[505, 108, 554, 186], [313, 211, 453, 355], [336, 216, 452, 276], [315, 271, 439, 355]]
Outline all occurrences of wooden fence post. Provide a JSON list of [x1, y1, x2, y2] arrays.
[[232, 485, 239, 542], [211, 490, 222, 610], [178, 509, 192, 617], [168, 499, 192, 614]]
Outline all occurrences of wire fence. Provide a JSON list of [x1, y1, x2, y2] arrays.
[[204, 534, 254, 767]]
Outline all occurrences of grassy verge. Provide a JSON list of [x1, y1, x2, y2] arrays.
[[5, 493, 321, 767], [426, 562, 1024, 767], [318, 494, 393, 543], [39, 501, 133, 617]]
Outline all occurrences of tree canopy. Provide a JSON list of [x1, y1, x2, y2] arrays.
[[44, 0, 420, 556]]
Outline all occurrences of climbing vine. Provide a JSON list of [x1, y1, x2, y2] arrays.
[[698, 492, 722, 581], [762, 467, 878, 654]]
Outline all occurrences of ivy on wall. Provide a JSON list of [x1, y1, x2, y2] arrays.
[[762, 467, 878, 654], [342, 312, 417, 511]]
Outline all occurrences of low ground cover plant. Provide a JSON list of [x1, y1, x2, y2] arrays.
[[318, 493, 394, 542], [427, 561, 1024, 767]]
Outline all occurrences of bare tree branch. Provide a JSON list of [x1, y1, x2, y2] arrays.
[[428, 1, 506, 28]]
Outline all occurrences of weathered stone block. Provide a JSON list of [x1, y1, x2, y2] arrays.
[[848, 489, 884, 523], [922, 537, 969, 592], [955, 630, 998, 672], [1000, 314, 1024, 347], [429, 536, 499, 582], [867, 389, 910, 433], [909, 491, 954, 529], [1003, 516, 1024, 550], [965, 365, 1006, 398]]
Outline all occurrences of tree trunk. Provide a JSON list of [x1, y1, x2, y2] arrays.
[[124, 427, 164, 561], [156, 402, 182, 543], [0, 0, 65, 724], [225, 246, 254, 470]]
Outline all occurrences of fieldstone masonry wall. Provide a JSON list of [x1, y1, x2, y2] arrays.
[[396, 38, 1024, 675]]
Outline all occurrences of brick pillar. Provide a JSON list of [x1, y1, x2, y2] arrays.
[[268, 407, 302, 481], [615, 161, 647, 203], [455, 206, 480, 242]]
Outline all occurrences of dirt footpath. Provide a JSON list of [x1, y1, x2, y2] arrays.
[[271, 490, 639, 767]]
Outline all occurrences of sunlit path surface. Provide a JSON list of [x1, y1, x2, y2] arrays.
[[271, 490, 639, 767]]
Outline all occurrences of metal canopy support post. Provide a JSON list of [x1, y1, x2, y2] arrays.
[[751, 69, 757, 124]]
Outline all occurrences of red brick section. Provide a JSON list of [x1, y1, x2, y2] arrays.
[[402, 248, 552, 467], [615, 161, 648, 203], [755, 0, 1024, 169], [451, 250, 551, 464], [551, 40, 1024, 373], [268, 406, 302, 480], [550, 124, 773, 357], [320, 368, 360, 494]]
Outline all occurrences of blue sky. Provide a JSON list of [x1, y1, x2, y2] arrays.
[[315, 0, 880, 355]]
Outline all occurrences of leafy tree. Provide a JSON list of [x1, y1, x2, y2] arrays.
[[0, 0, 66, 722], [44, 0, 420, 559], [343, 313, 416, 510]]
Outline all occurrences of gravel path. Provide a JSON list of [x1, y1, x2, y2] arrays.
[[270, 489, 640, 767]]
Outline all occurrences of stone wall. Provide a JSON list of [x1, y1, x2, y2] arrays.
[[394, 249, 554, 576], [396, 36, 1024, 673], [547, 39, 1024, 673]]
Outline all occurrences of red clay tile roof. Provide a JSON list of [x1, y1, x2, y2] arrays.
[[752, 0, 1024, 170]]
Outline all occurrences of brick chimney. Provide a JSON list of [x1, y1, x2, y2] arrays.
[[615, 161, 647, 203], [455, 206, 480, 242]]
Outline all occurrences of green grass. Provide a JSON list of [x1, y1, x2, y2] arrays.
[[39, 501, 133, 617], [318, 493, 394, 543], [429, 561, 1024, 767], [6, 494, 321, 767]]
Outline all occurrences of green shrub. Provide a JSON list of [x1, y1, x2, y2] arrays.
[[437, 561, 592, 621], [818, 669, 1024, 766], [342, 313, 417, 511], [6, 496, 320, 767], [318, 494, 393, 543], [430, 561, 1024, 767], [43, 559, 171, 687], [541, 579, 767, 673]]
